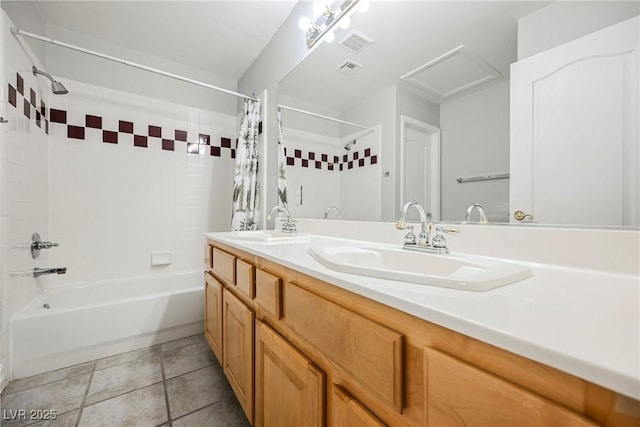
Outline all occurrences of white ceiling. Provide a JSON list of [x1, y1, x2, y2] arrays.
[[279, 1, 552, 111], [31, 0, 298, 81]]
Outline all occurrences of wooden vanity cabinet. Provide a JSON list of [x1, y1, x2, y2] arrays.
[[222, 288, 254, 422], [204, 273, 223, 362], [205, 240, 639, 427], [255, 320, 325, 427], [332, 384, 386, 427]]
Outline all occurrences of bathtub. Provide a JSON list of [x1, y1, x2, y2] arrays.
[[11, 271, 204, 378]]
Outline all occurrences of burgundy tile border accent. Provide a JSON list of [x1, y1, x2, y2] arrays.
[[50, 109, 67, 124], [149, 125, 162, 138], [119, 120, 134, 134], [8, 84, 17, 107], [175, 130, 187, 141], [68, 125, 85, 140], [134, 135, 148, 148], [284, 147, 377, 172], [86, 115, 102, 129], [16, 73, 24, 95], [103, 130, 118, 144], [162, 139, 175, 151], [6, 72, 236, 156]]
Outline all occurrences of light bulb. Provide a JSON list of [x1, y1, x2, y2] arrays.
[[324, 32, 335, 43], [339, 17, 351, 29], [298, 16, 312, 31], [358, 0, 369, 12]]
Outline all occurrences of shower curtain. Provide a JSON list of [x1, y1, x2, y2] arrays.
[[230, 99, 261, 231], [277, 109, 288, 208]]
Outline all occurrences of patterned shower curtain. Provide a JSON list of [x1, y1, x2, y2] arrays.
[[277, 109, 288, 208], [230, 98, 261, 231]]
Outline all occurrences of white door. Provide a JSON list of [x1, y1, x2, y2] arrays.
[[401, 116, 441, 221], [510, 16, 639, 226]]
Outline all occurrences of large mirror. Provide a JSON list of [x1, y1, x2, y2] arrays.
[[277, 1, 640, 227]]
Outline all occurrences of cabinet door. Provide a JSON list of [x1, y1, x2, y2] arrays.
[[332, 384, 385, 427], [510, 16, 639, 226], [424, 347, 598, 427], [204, 273, 223, 363], [255, 320, 324, 427], [223, 288, 254, 423]]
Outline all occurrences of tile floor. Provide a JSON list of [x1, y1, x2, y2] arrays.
[[0, 334, 250, 427]]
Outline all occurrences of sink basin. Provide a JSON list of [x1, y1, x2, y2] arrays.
[[309, 245, 532, 291], [226, 230, 310, 243]]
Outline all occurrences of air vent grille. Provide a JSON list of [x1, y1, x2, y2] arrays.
[[337, 60, 362, 75], [339, 31, 373, 54]]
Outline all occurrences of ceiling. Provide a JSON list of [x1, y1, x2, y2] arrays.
[[31, 0, 298, 81], [279, 1, 551, 111]]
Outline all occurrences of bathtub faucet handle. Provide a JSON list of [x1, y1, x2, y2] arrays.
[[30, 232, 60, 259]]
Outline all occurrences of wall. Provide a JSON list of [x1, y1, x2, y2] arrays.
[[0, 8, 238, 386], [440, 81, 510, 222], [0, 9, 51, 391], [281, 127, 341, 219], [341, 85, 395, 220], [517, 1, 640, 60], [47, 78, 236, 287]]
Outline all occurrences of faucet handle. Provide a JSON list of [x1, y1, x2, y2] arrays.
[[403, 225, 417, 245], [441, 228, 460, 235]]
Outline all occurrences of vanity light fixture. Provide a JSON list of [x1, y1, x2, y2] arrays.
[[299, 0, 366, 48]]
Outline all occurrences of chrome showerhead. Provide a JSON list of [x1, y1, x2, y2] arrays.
[[32, 66, 68, 95], [344, 139, 356, 151]]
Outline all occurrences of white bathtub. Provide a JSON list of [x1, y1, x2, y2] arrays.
[[11, 271, 204, 378]]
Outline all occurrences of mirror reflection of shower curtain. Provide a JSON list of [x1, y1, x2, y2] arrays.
[[277, 109, 288, 208], [230, 99, 261, 231]]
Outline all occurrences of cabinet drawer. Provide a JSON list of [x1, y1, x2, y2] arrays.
[[212, 247, 235, 285], [283, 282, 403, 412], [236, 259, 255, 299], [255, 269, 282, 319], [423, 347, 598, 427], [332, 384, 386, 427]]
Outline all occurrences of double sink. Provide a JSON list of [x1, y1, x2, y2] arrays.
[[225, 231, 531, 291]]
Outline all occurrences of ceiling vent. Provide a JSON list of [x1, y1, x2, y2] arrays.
[[339, 30, 373, 54], [337, 59, 362, 75]]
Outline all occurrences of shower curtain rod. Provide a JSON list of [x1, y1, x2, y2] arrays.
[[278, 104, 374, 132], [11, 27, 258, 102]]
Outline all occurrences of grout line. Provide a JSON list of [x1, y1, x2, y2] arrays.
[[159, 344, 173, 427], [170, 401, 219, 424], [74, 360, 97, 427]]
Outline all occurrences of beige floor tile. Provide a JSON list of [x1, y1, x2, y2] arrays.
[[78, 383, 167, 427], [166, 365, 232, 419]]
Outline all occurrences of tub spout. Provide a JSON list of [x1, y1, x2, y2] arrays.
[[33, 267, 67, 278]]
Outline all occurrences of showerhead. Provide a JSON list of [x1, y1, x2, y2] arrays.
[[344, 139, 356, 151], [32, 66, 68, 95]]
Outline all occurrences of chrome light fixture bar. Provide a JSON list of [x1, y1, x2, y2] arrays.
[[301, 0, 361, 48]]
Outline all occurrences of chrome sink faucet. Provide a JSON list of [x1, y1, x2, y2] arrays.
[[323, 206, 343, 219], [396, 201, 432, 244], [267, 205, 297, 233], [465, 203, 488, 224], [396, 201, 458, 254]]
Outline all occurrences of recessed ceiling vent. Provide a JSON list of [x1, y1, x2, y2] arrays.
[[337, 59, 362, 75], [339, 30, 373, 54]]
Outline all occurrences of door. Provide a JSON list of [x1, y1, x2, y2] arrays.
[[400, 116, 441, 221], [223, 288, 254, 423], [204, 273, 223, 363], [510, 16, 639, 226], [255, 320, 324, 427], [331, 384, 385, 427]]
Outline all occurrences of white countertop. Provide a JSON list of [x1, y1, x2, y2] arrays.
[[205, 231, 640, 400]]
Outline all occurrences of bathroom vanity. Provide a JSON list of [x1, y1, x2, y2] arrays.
[[203, 227, 639, 427]]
